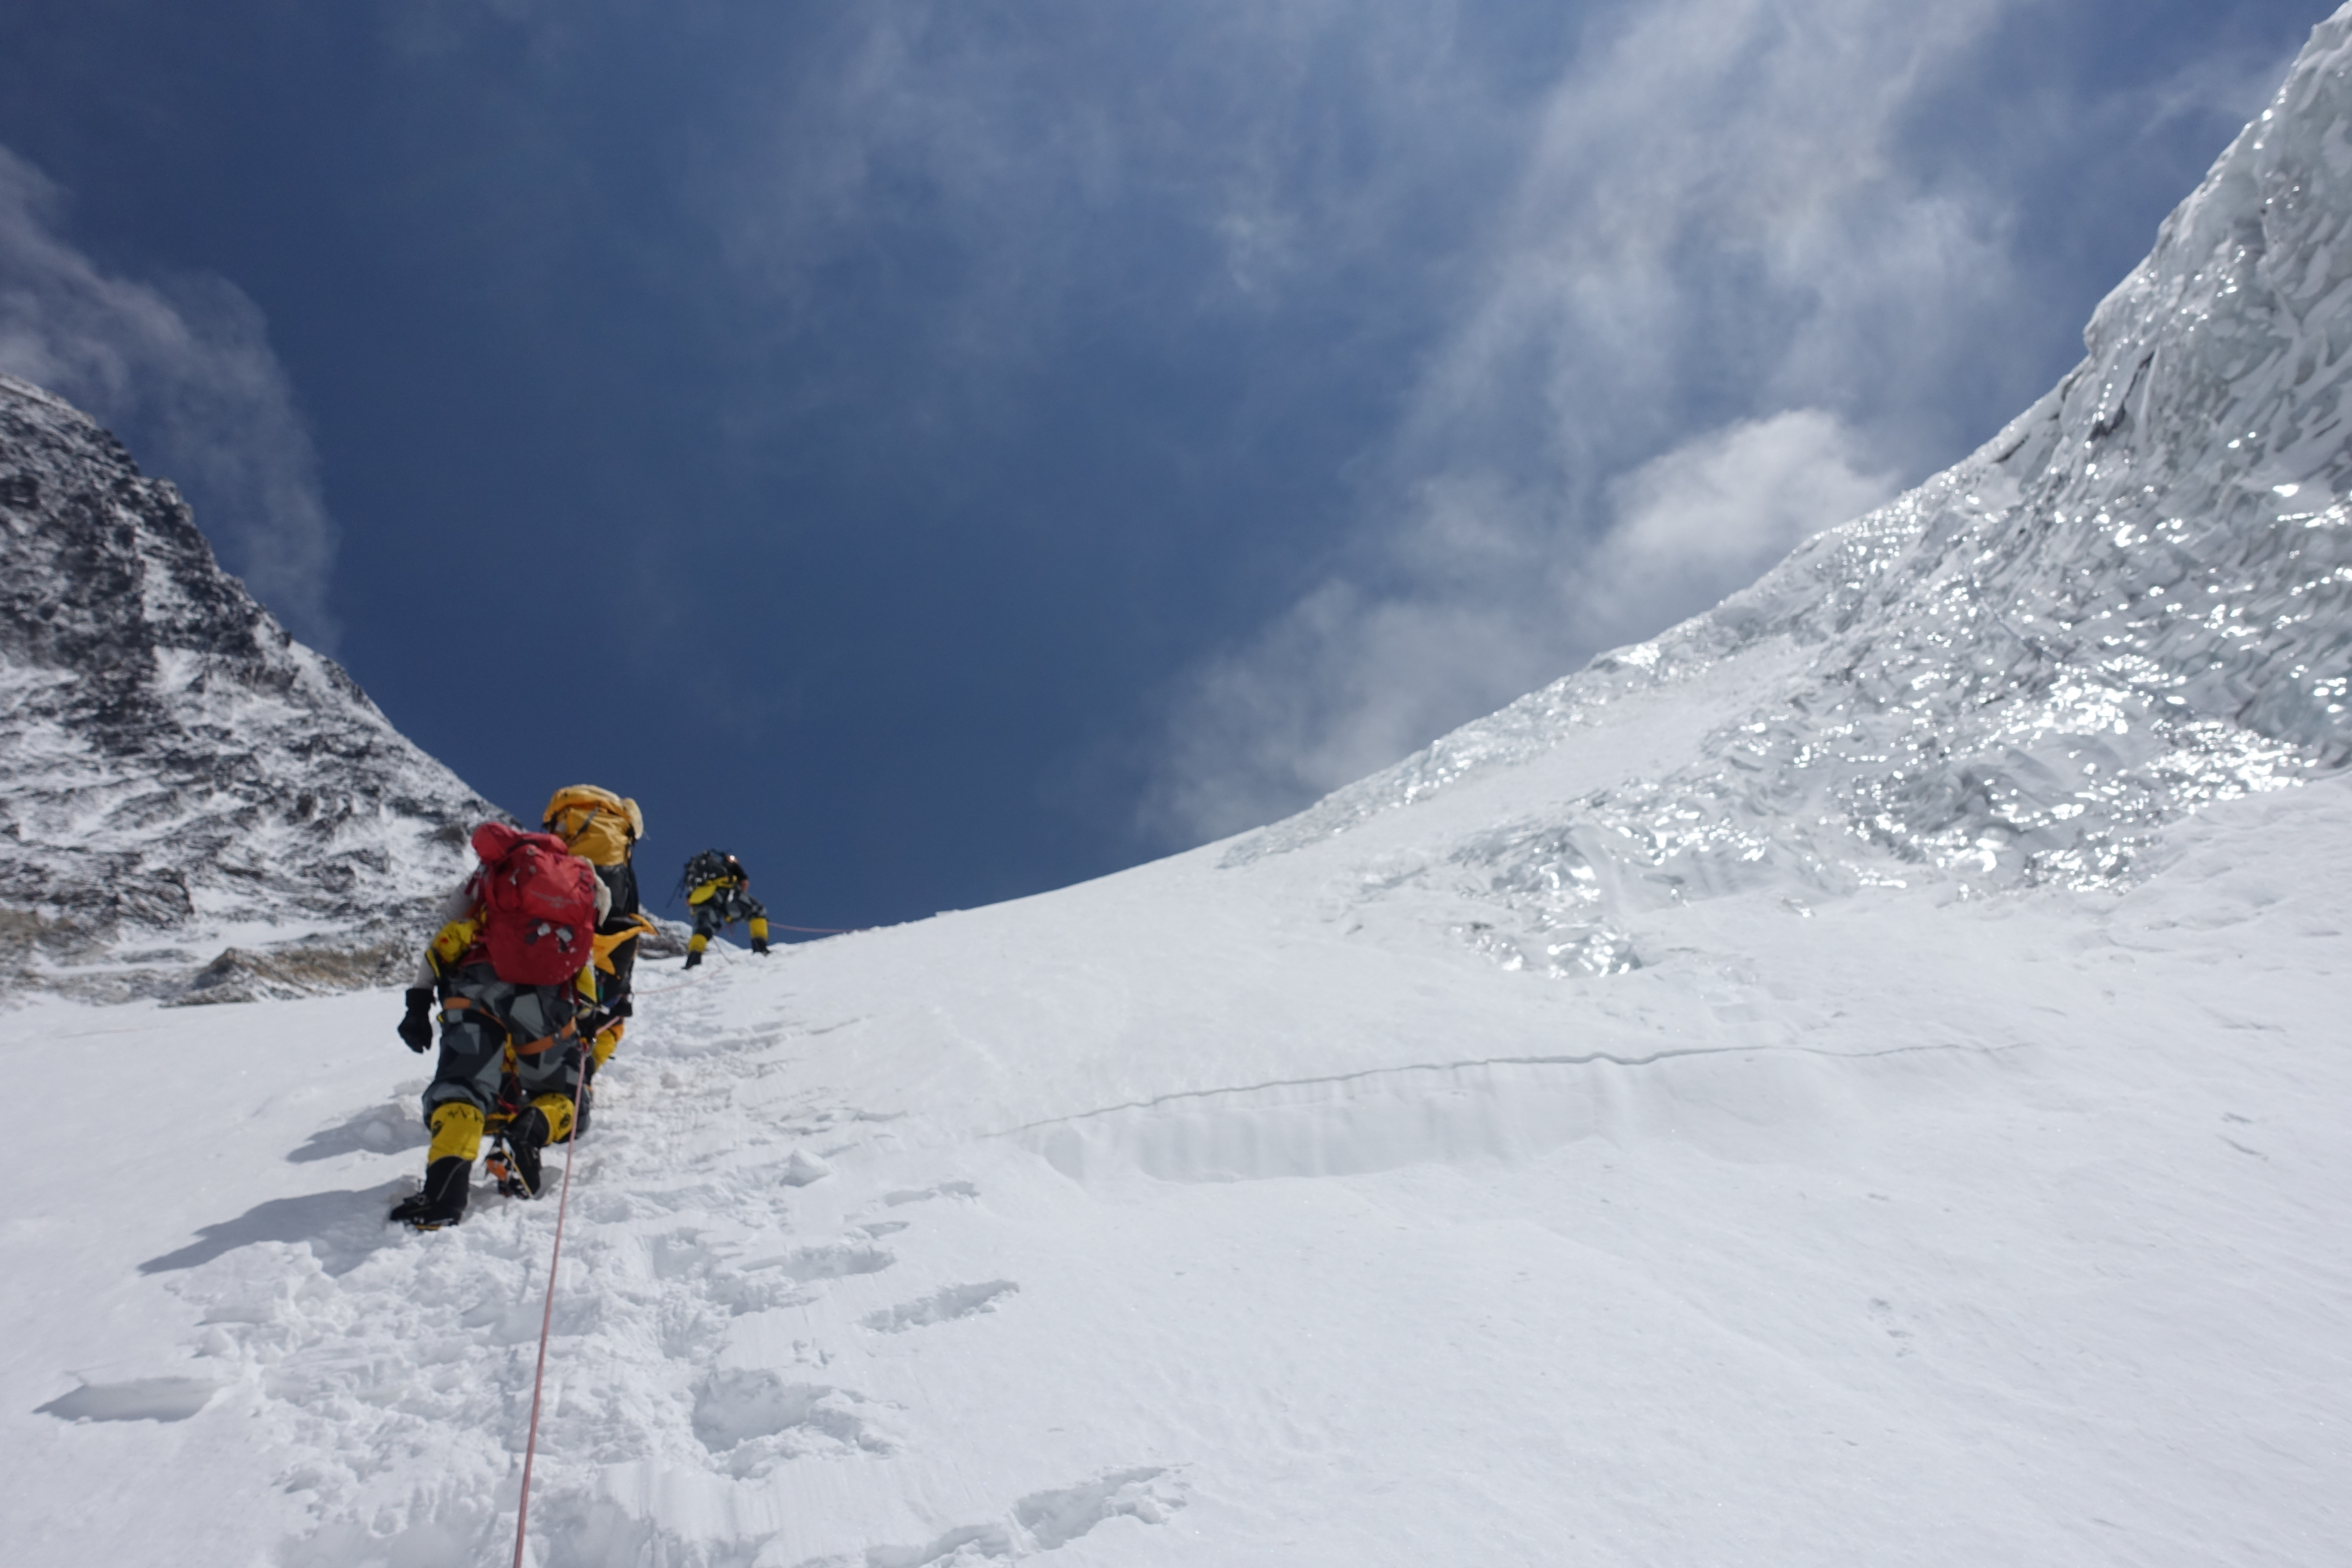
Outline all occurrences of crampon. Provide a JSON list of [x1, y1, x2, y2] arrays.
[[483, 1137, 542, 1200]]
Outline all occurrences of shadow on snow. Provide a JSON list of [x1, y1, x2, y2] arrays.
[[138, 1185, 405, 1276], [285, 1106, 427, 1164]]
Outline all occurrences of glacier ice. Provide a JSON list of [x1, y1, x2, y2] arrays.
[[1231, 11, 2352, 976]]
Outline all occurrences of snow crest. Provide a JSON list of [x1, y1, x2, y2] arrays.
[[1228, 16, 2352, 976]]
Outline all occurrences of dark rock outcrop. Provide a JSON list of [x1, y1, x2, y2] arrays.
[[0, 372, 501, 1000]]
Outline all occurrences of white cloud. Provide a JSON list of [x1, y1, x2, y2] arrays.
[[0, 147, 338, 649], [1584, 409, 1898, 642], [697, 0, 1528, 374], [359, 1, 2293, 849], [1150, 410, 1896, 839], [1147, 0, 2033, 843]]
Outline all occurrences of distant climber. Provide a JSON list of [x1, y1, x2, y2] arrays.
[[542, 784, 658, 1136], [389, 822, 607, 1230], [679, 848, 770, 968]]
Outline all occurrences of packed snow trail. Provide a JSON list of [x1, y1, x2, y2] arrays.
[[5, 773, 2351, 1565]]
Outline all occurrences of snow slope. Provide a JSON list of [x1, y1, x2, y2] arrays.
[[3, 767, 2346, 1567], [8, 8, 2352, 1568], [1244, 2, 2352, 974]]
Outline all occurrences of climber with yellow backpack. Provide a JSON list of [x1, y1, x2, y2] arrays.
[[540, 784, 658, 1134]]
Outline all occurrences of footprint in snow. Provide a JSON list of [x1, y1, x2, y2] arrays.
[[862, 1280, 1018, 1334], [691, 1370, 898, 1476], [881, 1180, 979, 1207], [745, 1240, 897, 1283], [843, 1467, 1184, 1567], [778, 1148, 832, 1186]]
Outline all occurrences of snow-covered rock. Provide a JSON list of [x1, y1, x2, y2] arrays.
[[0, 371, 499, 1001]]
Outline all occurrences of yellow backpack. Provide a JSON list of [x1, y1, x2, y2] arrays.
[[542, 784, 644, 867]]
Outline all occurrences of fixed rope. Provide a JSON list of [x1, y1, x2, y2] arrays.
[[510, 1057, 592, 1568]]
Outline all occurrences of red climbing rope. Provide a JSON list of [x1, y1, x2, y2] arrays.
[[510, 1063, 591, 1568]]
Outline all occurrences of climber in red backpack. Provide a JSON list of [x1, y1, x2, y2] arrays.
[[390, 822, 608, 1230]]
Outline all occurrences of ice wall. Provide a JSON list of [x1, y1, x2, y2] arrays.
[[1234, 6, 2352, 974]]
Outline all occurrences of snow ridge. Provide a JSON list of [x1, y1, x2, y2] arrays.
[[1228, 14, 2352, 975], [0, 372, 501, 1002]]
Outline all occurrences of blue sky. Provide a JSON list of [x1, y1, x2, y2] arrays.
[[0, 0, 2330, 932]]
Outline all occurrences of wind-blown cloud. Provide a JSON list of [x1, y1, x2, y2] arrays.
[[0, 147, 338, 648], [665, 34, 1559, 461], [1148, 410, 1899, 839], [1145, 0, 2054, 842], [355, 0, 2305, 853], [1587, 410, 1900, 639]]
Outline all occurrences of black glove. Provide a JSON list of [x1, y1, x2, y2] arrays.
[[397, 987, 435, 1053]]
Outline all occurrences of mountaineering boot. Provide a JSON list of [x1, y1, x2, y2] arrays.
[[389, 1155, 472, 1229], [683, 948, 702, 970], [488, 1136, 539, 1199], [500, 1096, 574, 1197], [393, 1102, 484, 1227], [750, 918, 772, 956], [494, 1126, 541, 1198], [482, 1139, 520, 1196]]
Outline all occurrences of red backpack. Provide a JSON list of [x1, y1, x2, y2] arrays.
[[470, 823, 600, 985]]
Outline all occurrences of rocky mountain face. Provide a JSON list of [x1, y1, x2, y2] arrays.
[[1235, 9, 2352, 977], [0, 371, 500, 1002]]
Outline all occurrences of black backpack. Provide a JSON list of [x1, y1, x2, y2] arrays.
[[678, 848, 737, 900], [595, 861, 641, 926]]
